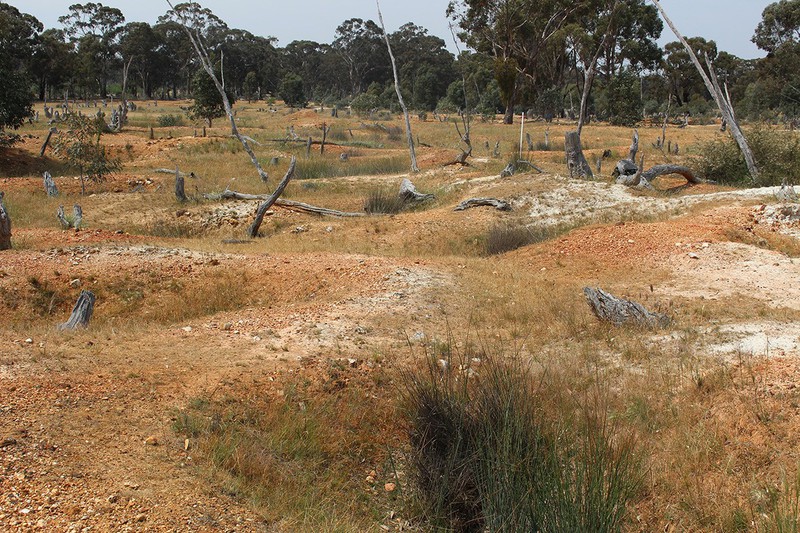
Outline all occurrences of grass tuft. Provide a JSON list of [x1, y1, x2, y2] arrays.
[[363, 189, 407, 214]]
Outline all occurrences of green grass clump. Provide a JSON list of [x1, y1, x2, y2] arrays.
[[363, 188, 406, 214], [484, 223, 570, 255], [403, 349, 642, 532]]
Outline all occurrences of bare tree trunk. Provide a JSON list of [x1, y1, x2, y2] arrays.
[[40, 128, 57, 157], [628, 129, 639, 161], [651, 0, 758, 182], [376, 0, 419, 173], [565, 131, 593, 179], [576, 64, 595, 137], [43, 171, 59, 197], [59, 290, 96, 330], [0, 192, 11, 250], [117, 57, 133, 132], [248, 157, 296, 238]]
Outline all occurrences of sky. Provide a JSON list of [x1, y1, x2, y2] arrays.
[[8, 0, 774, 60]]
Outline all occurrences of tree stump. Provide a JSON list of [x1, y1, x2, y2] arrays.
[[57, 206, 70, 229], [59, 290, 96, 330], [248, 157, 296, 238], [0, 192, 11, 250], [398, 178, 434, 203], [565, 131, 593, 179], [43, 171, 59, 197], [175, 166, 187, 203], [72, 205, 82, 230], [583, 287, 670, 329]]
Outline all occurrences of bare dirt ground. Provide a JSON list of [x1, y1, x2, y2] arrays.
[[4, 104, 800, 531]]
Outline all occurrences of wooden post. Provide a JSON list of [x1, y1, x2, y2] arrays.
[[565, 131, 593, 179], [320, 123, 330, 155], [43, 171, 59, 197], [59, 290, 96, 330], [0, 192, 11, 250], [175, 166, 187, 202]]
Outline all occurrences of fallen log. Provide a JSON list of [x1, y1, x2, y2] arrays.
[[154, 168, 195, 179], [640, 164, 700, 185], [399, 178, 434, 203], [0, 192, 11, 250], [454, 198, 511, 212], [583, 287, 670, 329], [220, 190, 365, 217], [248, 156, 296, 238], [59, 290, 96, 330]]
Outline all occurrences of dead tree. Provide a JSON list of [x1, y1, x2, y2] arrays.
[[454, 198, 511, 212], [628, 129, 639, 161], [583, 287, 670, 329], [40, 128, 57, 157], [651, 0, 758, 182], [399, 178, 434, 203], [248, 157, 296, 238], [59, 290, 96, 330], [43, 171, 59, 197], [175, 166, 187, 202], [565, 131, 593, 179], [526, 132, 534, 152], [377, 0, 419, 173], [0, 192, 11, 250]]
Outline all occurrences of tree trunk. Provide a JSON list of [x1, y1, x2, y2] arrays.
[[57, 205, 70, 229], [565, 131, 593, 179], [59, 290, 96, 330], [40, 128, 57, 157], [628, 129, 639, 161], [248, 156, 296, 238], [72, 204, 82, 230], [577, 64, 595, 137], [376, 0, 419, 172], [583, 287, 670, 329], [0, 192, 11, 250], [651, 0, 758, 182]]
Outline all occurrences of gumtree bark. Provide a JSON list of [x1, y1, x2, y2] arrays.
[[651, 0, 758, 182], [376, 0, 419, 173], [0, 192, 11, 250]]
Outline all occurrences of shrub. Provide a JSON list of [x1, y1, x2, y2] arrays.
[[363, 188, 407, 214], [697, 126, 800, 187], [350, 93, 380, 116], [157, 114, 184, 127], [403, 349, 642, 532]]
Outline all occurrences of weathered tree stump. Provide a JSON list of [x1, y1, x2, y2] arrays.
[[248, 156, 296, 238], [399, 178, 434, 203], [0, 192, 11, 250], [43, 171, 59, 197], [628, 129, 639, 161], [565, 131, 593, 179], [583, 287, 670, 329], [500, 162, 515, 178], [72, 205, 83, 230], [454, 198, 511, 212], [640, 164, 699, 185], [175, 166, 187, 203], [777, 179, 798, 202], [59, 290, 96, 330], [40, 128, 57, 157], [57, 206, 70, 229]]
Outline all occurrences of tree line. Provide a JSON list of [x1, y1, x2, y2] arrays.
[[1, 0, 799, 135]]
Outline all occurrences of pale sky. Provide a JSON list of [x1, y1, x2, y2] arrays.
[[9, 0, 773, 59]]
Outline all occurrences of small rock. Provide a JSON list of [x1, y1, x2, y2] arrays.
[[222, 323, 232, 331], [384, 482, 396, 492], [348, 358, 358, 368], [292, 225, 307, 234], [181, 326, 192, 333], [70, 279, 81, 288], [135, 513, 147, 523], [20, 508, 30, 515], [144, 436, 159, 446], [25, 338, 33, 344], [325, 226, 333, 233], [688, 252, 700, 259], [107, 494, 119, 504]]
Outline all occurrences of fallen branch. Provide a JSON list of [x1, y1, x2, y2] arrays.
[[154, 168, 195, 179], [640, 164, 700, 185], [583, 287, 670, 329], [220, 190, 365, 217], [454, 198, 511, 211], [248, 156, 296, 238]]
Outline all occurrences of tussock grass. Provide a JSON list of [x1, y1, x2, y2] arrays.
[[363, 188, 406, 214], [484, 222, 573, 255], [402, 342, 643, 532]]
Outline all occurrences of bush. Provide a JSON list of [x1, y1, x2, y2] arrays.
[[157, 114, 184, 127], [350, 93, 381, 116], [697, 126, 800, 186], [363, 188, 406, 214], [484, 223, 565, 255], [403, 350, 642, 532]]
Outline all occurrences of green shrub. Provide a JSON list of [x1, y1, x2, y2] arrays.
[[403, 349, 642, 532], [697, 126, 800, 186], [157, 114, 184, 127]]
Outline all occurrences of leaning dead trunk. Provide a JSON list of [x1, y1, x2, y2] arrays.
[[584, 287, 670, 329], [59, 290, 96, 330], [565, 131, 593, 179], [248, 156, 296, 238], [0, 192, 11, 250], [376, 0, 419, 173]]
